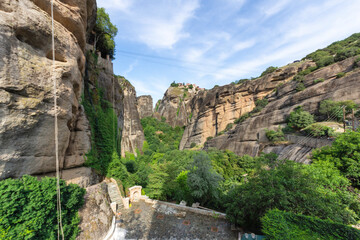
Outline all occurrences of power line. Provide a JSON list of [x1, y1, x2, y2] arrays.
[[117, 50, 252, 80]]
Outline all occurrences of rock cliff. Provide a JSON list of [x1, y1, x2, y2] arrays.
[[180, 61, 315, 150], [0, 0, 96, 179], [154, 84, 201, 127], [137, 95, 153, 119], [204, 57, 360, 161], [77, 182, 114, 240], [118, 77, 145, 156]]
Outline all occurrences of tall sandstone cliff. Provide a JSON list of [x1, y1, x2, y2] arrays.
[[118, 78, 145, 156], [0, 0, 144, 179], [154, 85, 201, 127], [180, 61, 316, 150], [0, 0, 96, 179], [137, 95, 153, 119], [201, 58, 360, 161]]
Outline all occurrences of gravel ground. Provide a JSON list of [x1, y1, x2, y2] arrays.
[[115, 201, 238, 240]]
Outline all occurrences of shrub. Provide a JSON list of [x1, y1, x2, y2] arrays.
[[261, 209, 360, 240], [206, 136, 213, 141], [225, 123, 233, 131], [292, 74, 305, 82], [188, 84, 193, 89], [234, 113, 251, 124], [266, 127, 285, 142], [287, 107, 315, 130], [170, 81, 179, 87], [314, 78, 325, 84], [0, 176, 85, 240], [336, 72, 346, 78], [295, 82, 305, 91], [298, 66, 318, 75], [260, 66, 278, 77], [190, 142, 197, 148], [302, 123, 335, 137], [255, 98, 268, 108]]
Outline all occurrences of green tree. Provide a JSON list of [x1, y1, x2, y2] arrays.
[[94, 8, 118, 59], [311, 130, 360, 187], [287, 107, 315, 130], [261, 209, 360, 240], [0, 176, 85, 240], [225, 158, 359, 231], [187, 153, 223, 206]]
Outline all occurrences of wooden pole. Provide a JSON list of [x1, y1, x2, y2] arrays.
[[352, 109, 355, 131], [343, 107, 346, 132]]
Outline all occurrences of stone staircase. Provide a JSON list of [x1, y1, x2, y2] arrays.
[[107, 182, 123, 210]]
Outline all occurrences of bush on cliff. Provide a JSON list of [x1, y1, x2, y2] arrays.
[[93, 8, 118, 59], [287, 107, 315, 130], [311, 130, 360, 187], [0, 175, 85, 240]]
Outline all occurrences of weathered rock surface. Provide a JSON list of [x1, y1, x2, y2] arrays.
[[155, 85, 201, 127], [204, 57, 360, 161], [77, 182, 114, 240], [119, 78, 145, 156], [36, 166, 102, 188], [85, 51, 145, 158], [137, 95, 153, 119], [0, 0, 96, 179], [180, 61, 315, 150]]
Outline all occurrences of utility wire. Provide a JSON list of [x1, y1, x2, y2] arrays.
[[117, 50, 252, 80]]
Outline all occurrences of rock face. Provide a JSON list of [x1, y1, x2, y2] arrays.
[[180, 61, 316, 150], [0, 0, 96, 179], [77, 182, 114, 240], [204, 57, 360, 161], [85, 53, 145, 158], [119, 78, 145, 156], [137, 95, 153, 119], [154, 85, 201, 127]]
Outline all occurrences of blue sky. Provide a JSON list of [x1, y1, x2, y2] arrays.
[[97, 0, 360, 103]]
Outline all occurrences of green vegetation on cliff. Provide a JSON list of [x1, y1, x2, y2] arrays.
[[93, 8, 118, 59], [83, 52, 121, 175], [304, 33, 360, 68], [0, 176, 85, 240]]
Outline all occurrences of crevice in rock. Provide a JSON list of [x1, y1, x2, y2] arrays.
[[46, 50, 67, 62]]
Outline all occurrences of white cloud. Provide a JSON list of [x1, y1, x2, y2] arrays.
[[262, 0, 291, 17], [97, 0, 132, 11], [118, 0, 200, 49]]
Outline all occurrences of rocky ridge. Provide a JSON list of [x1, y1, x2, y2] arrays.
[[137, 95, 153, 119], [204, 57, 360, 161], [154, 83, 203, 127], [180, 61, 316, 150]]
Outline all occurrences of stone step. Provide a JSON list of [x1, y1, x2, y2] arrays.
[[107, 182, 124, 209]]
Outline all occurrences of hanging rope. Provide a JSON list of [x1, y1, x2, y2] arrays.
[[51, 1, 64, 239]]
